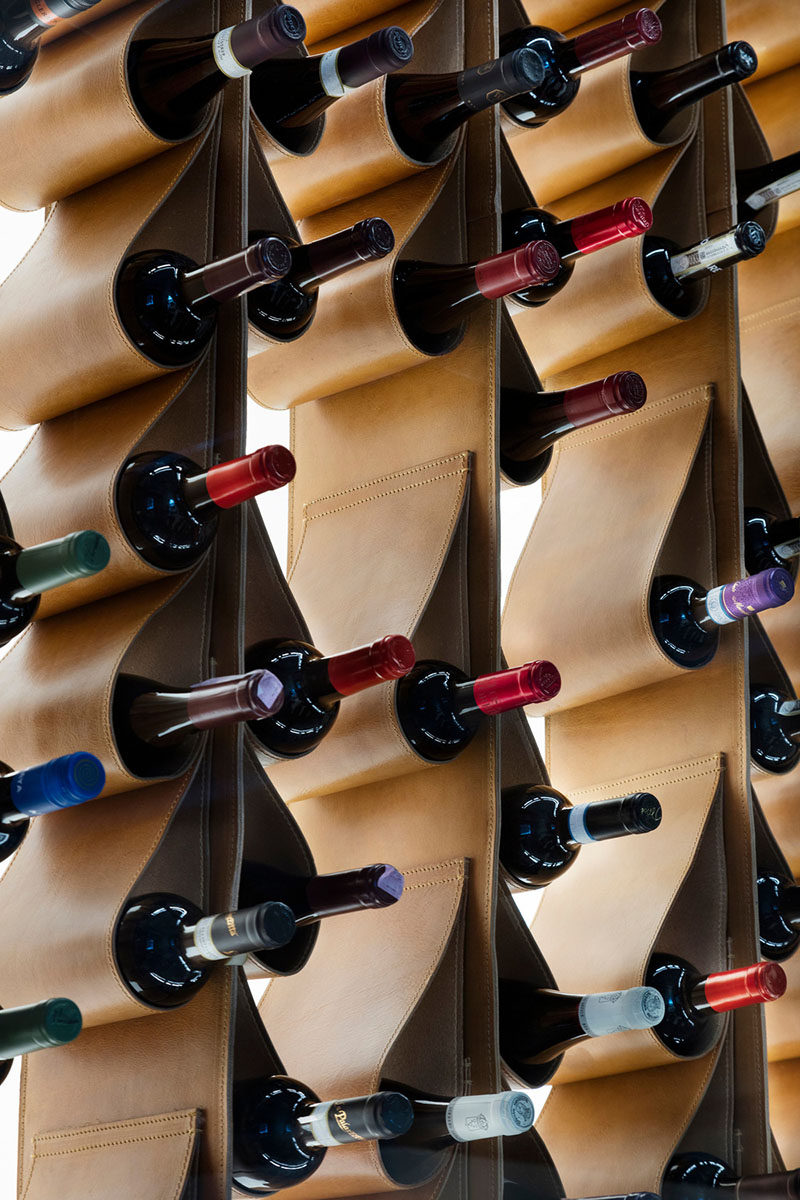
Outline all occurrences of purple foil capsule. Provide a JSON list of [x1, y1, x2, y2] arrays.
[[706, 567, 795, 625]]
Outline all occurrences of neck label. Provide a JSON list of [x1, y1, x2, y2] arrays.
[[775, 535, 800, 560], [567, 803, 597, 844], [670, 230, 741, 280], [302, 1099, 369, 1146], [29, 0, 62, 26], [704, 584, 736, 626], [191, 914, 231, 961], [319, 49, 357, 97], [212, 27, 252, 79], [578, 987, 664, 1036], [745, 169, 800, 211]]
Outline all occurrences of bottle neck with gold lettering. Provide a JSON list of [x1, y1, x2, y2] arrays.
[[114, 893, 297, 1009]]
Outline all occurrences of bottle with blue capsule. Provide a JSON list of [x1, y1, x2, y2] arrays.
[[757, 870, 800, 961], [501, 784, 661, 888], [0, 752, 105, 862]]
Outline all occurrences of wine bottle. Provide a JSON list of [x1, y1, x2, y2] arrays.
[[500, 785, 662, 889], [380, 1081, 534, 1152], [648, 567, 794, 669], [0, 752, 106, 863], [757, 870, 800, 961], [112, 668, 284, 776], [502, 197, 653, 305], [500, 9, 662, 129], [385, 47, 546, 162], [631, 41, 758, 140], [0, 0, 102, 96], [646, 953, 785, 1056], [116, 235, 293, 368], [116, 444, 295, 571], [750, 685, 800, 774], [245, 635, 415, 761], [744, 507, 800, 574], [393, 240, 561, 354], [738, 148, 800, 221], [128, 8, 307, 140], [232, 1075, 413, 1194], [663, 1153, 800, 1200], [643, 221, 766, 318], [247, 218, 395, 342], [499, 979, 665, 1068], [239, 861, 404, 926], [500, 371, 647, 478], [0, 998, 82, 1086], [251, 27, 414, 138], [0, 529, 110, 645], [115, 893, 297, 1008], [397, 659, 561, 763]]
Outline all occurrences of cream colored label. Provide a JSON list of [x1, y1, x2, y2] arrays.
[[212, 27, 251, 79], [567, 803, 596, 844], [745, 170, 800, 211], [705, 584, 735, 625], [192, 916, 228, 961], [319, 49, 357, 97], [775, 535, 800, 561], [670, 231, 741, 280]]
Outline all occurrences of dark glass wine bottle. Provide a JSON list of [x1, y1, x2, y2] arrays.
[[116, 444, 295, 571], [0, 998, 82, 1086], [500, 8, 662, 129], [247, 218, 395, 342], [380, 1081, 534, 1153], [396, 659, 561, 763], [116, 235, 293, 368], [743, 507, 800, 574], [0, 529, 110, 646], [245, 635, 415, 761], [649, 567, 794, 669], [750, 685, 800, 775], [0, 0, 101, 96], [500, 785, 661, 889], [643, 220, 766, 317], [631, 41, 758, 140], [128, 8, 307, 140], [251, 26, 413, 139], [500, 371, 647, 480], [499, 979, 665, 1069], [116, 893, 296, 1008], [0, 752, 105, 863], [112, 668, 284, 776], [663, 1153, 800, 1200], [645, 954, 785, 1056], [385, 47, 545, 161], [232, 1075, 413, 1194], [502, 197, 652, 305], [239, 861, 404, 926], [738, 149, 800, 222], [394, 239, 561, 354], [757, 871, 800, 961]]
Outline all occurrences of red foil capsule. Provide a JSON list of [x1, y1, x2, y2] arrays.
[[570, 197, 653, 256], [563, 371, 647, 426], [573, 9, 662, 71], [327, 635, 416, 697], [475, 241, 561, 299], [473, 660, 561, 715], [703, 961, 787, 1012], [205, 445, 296, 509]]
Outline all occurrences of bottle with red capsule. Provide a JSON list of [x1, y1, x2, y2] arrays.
[[500, 8, 662, 129], [395, 659, 561, 763], [116, 444, 295, 572], [245, 635, 416, 761], [393, 240, 560, 355], [645, 953, 786, 1056], [500, 371, 646, 483], [502, 197, 652, 306]]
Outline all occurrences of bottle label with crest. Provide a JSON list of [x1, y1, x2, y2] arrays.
[[212, 27, 252, 78], [445, 1092, 534, 1142], [302, 1098, 380, 1146], [745, 169, 800, 211], [578, 987, 665, 1036]]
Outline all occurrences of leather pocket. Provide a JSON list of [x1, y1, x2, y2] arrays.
[[18, 1108, 202, 1200], [0, 0, 218, 212], [503, 385, 714, 714], [497, 883, 560, 1088]]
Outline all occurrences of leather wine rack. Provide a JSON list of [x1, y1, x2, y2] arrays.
[[0, 0, 795, 1196]]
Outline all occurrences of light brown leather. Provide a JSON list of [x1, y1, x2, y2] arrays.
[[727, 0, 800, 87], [769, 1059, 800, 1171], [744, 66, 800, 236], [43, 0, 137, 39]]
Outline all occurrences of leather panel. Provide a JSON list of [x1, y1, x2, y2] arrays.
[[744, 66, 800, 237]]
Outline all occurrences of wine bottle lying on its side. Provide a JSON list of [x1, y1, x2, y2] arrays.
[[643, 220, 766, 318], [663, 1153, 800, 1200], [239, 861, 404, 927], [0, 999, 82, 1086], [737, 148, 800, 223], [750, 685, 800, 775], [0, 752, 106, 862], [743, 506, 800, 574], [0, 529, 110, 645], [0, 0, 103, 98], [631, 41, 758, 140]]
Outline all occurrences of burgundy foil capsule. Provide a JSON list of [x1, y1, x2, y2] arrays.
[[327, 635, 416, 697], [205, 445, 296, 509], [473, 660, 561, 714], [475, 241, 561, 299], [569, 198, 653, 255], [573, 8, 662, 70], [562, 372, 647, 425], [704, 961, 787, 1012], [186, 670, 284, 728]]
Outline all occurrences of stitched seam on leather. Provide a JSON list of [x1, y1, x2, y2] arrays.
[[564, 386, 711, 448], [32, 1130, 195, 1157], [304, 468, 467, 519], [35, 1110, 196, 1144], [303, 452, 469, 509], [570, 753, 721, 799], [741, 298, 800, 330]]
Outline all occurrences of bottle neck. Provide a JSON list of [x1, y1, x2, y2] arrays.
[[181, 901, 295, 963], [0, 998, 82, 1059], [501, 372, 646, 462], [126, 670, 284, 746], [637, 43, 757, 130], [738, 149, 800, 213], [179, 238, 291, 311], [562, 793, 662, 847], [179, 444, 296, 515], [300, 865, 404, 926], [668, 224, 765, 284], [301, 636, 415, 706], [451, 660, 561, 720], [3, 0, 96, 48], [286, 222, 394, 292], [295, 1092, 413, 1148], [561, 9, 662, 77], [767, 515, 800, 561], [6, 530, 109, 602], [689, 961, 787, 1015]]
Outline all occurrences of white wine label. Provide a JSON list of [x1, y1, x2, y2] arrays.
[[704, 584, 736, 626], [319, 49, 357, 97], [578, 987, 665, 1037], [212, 27, 252, 79], [776, 535, 800, 561], [303, 1101, 346, 1147], [745, 170, 800, 211], [445, 1092, 534, 1142], [567, 803, 596, 844], [670, 231, 742, 280], [191, 916, 229, 961]]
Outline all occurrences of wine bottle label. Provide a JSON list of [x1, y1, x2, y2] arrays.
[[704, 584, 736, 626], [302, 1100, 373, 1146], [29, 0, 66, 26], [778, 698, 800, 717], [456, 58, 525, 113], [670, 231, 742, 279], [190, 915, 235, 961], [319, 49, 358, 97], [745, 169, 800, 211], [775, 535, 800, 560], [566, 803, 597, 844], [212, 27, 252, 78], [578, 987, 665, 1037], [445, 1093, 534, 1142]]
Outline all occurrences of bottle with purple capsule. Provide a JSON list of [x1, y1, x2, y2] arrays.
[[649, 567, 794, 669], [0, 752, 105, 862], [750, 685, 800, 775], [239, 861, 404, 926]]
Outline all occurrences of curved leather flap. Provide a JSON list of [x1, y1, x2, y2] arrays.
[[731, 85, 780, 241], [744, 66, 800, 237], [497, 883, 561, 1088], [769, 1059, 800, 1169]]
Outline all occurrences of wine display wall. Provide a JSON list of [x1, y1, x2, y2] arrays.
[[0, 0, 793, 1197]]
